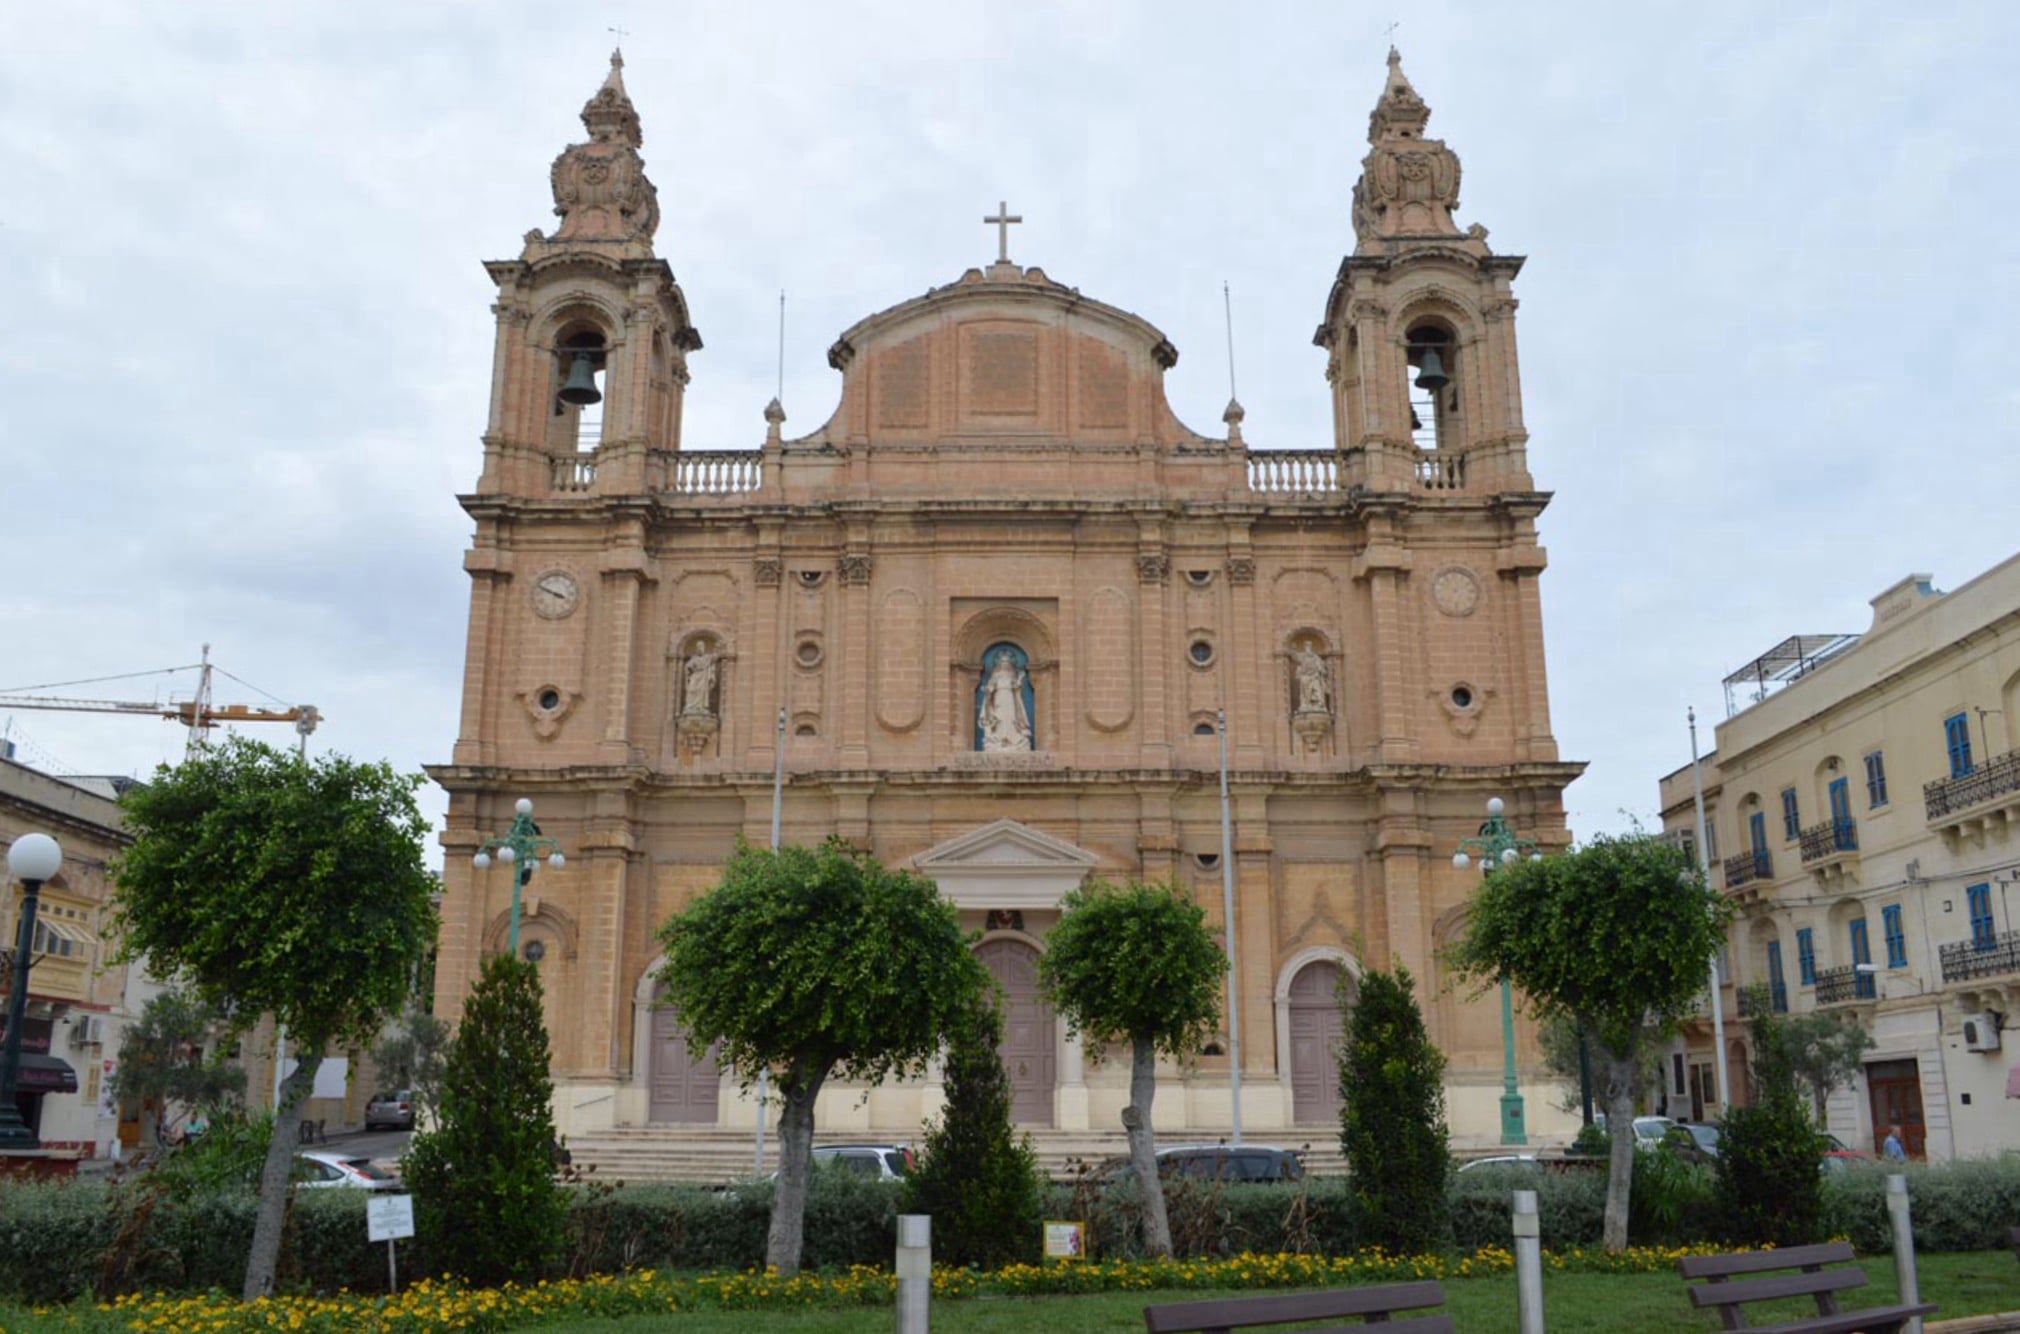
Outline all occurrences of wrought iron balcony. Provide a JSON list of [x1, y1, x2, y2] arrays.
[[1925, 747, 2020, 822], [1799, 819, 1859, 863], [1813, 965, 1876, 1005], [1724, 850, 1773, 889], [1940, 928, 2020, 984], [1737, 984, 1787, 1018]]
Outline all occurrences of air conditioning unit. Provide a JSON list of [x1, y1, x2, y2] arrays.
[[71, 1013, 105, 1046], [1960, 1012, 2003, 1053]]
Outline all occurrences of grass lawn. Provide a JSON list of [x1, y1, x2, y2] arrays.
[[1, 1252, 2012, 1333]]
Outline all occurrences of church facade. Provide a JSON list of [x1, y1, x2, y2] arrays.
[[430, 52, 1582, 1143]]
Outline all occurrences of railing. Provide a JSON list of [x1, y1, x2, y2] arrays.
[[1737, 985, 1786, 1018], [1940, 928, 2020, 983], [1814, 965, 1875, 1005], [1724, 850, 1773, 888], [673, 450, 764, 495], [1799, 819, 1858, 863], [1416, 451, 1465, 491], [550, 455, 596, 492], [1925, 747, 2020, 821], [1246, 451, 1340, 494]]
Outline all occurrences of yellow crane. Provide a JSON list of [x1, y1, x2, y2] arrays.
[[0, 645, 321, 759]]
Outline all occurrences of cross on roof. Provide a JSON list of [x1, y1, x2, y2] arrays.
[[983, 200, 1022, 264]]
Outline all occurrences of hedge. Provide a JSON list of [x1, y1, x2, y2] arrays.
[[3, 1156, 2016, 1305]]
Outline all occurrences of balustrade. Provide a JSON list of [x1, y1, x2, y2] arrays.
[[1940, 928, 2020, 983], [1724, 850, 1773, 888], [672, 450, 764, 495], [1415, 451, 1466, 491], [1799, 819, 1858, 863], [1813, 965, 1875, 1005], [1924, 748, 2020, 821], [1245, 451, 1339, 494], [550, 455, 597, 492]]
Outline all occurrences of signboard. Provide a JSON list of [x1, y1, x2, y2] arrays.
[[366, 1193, 415, 1243], [1042, 1220, 1084, 1262]]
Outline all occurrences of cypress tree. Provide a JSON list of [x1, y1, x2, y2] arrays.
[[1339, 965, 1450, 1254], [403, 953, 567, 1284], [901, 994, 1044, 1267]]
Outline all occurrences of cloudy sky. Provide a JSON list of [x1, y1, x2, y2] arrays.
[[2, 1, 2016, 847]]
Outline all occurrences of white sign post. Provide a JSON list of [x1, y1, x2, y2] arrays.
[[366, 1193, 415, 1292]]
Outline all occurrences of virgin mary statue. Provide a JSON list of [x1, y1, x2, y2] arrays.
[[978, 647, 1033, 751]]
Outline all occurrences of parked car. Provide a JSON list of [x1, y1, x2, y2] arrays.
[[1594, 1113, 1676, 1143], [294, 1150, 399, 1191], [809, 1144, 915, 1180], [1818, 1132, 1875, 1173], [1659, 1122, 1721, 1164], [364, 1089, 415, 1131], [1098, 1145, 1305, 1184], [1456, 1154, 1542, 1174]]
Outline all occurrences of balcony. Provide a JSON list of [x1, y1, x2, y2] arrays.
[[1724, 850, 1773, 890], [1940, 928, 2020, 984], [1737, 985, 1787, 1018], [1798, 818, 1859, 889], [1814, 965, 1876, 1006], [1925, 748, 2020, 848]]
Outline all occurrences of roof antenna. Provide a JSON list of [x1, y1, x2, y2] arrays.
[[1221, 280, 1245, 446], [764, 290, 787, 446]]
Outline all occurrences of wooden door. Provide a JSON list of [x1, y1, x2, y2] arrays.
[[1865, 1058, 1926, 1158], [977, 939, 1056, 1126], [1288, 961, 1347, 1125], [648, 987, 721, 1124]]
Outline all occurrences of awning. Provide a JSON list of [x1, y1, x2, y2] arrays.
[[9, 1054, 78, 1094]]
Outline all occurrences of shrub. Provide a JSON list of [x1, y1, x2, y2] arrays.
[[1339, 966, 1449, 1253], [1824, 1157, 2020, 1253], [1715, 1005, 1824, 1247], [901, 996, 1045, 1267], [403, 953, 568, 1285], [1627, 1146, 1716, 1246]]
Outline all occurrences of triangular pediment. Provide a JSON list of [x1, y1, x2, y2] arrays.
[[914, 818, 1101, 875]]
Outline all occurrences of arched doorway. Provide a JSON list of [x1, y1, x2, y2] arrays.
[[1288, 960, 1347, 1125], [976, 938, 1056, 1126], [647, 985, 721, 1124]]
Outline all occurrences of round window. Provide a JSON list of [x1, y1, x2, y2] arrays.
[[1189, 640, 1215, 667], [536, 688, 562, 712], [795, 639, 823, 668], [523, 939, 546, 963], [1451, 686, 1474, 709]]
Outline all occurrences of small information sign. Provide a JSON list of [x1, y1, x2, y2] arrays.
[[367, 1193, 415, 1243], [1042, 1220, 1084, 1262]]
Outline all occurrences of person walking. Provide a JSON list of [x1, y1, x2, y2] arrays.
[[1882, 1123, 1907, 1162]]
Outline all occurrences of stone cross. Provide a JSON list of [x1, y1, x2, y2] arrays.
[[984, 200, 1022, 264]]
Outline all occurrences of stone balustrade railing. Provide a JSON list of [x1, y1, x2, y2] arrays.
[[1246, 451, 1340, 494], [550, 455, 596, 492], [673, 450, 764, 495]]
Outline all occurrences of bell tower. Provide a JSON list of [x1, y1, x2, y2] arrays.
[[474, 51, 702, 500], [1316, 50, 1533, 496]]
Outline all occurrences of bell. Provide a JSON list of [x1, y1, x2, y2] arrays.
[[1409, 407, 1424, 431], [1414, 348, 1451, 393], [558, 352, 602, 406]]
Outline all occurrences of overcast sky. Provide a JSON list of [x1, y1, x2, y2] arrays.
[[2, 2, 2016, 850]]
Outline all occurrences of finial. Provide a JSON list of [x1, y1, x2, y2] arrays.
[[1222, 398, 1245, 446], [764, 397, 786, 447]]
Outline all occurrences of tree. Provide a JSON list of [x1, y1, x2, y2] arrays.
[[655, 839, 984, 1275], [402, 954, 567, 1284], [1773, 1007, 1874, 1123], [1037, 879, 1225, 1259], [109, 988, 245, 1143], [111, 737, 438, 1299], [901, 991, 1045, 1268], [1716, 990, 1825, 1246], [1338, 965, 1449, 1254], [1447, 833, 1731, 1252], [371, 1008, 451, 1128]]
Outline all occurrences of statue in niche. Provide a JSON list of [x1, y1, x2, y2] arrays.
[[976, 643, 1033, 752], [1291, 642, 1331, 716], [681, 641, 720, 717]]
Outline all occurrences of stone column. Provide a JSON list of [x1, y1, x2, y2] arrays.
[[1355, 533, 1416, 764], [836, 546, 873, 768], [453, 547, 508, 767], [745, 540, 785, 769], [1135, 537, 1172, 768], [1224, 542, 1265, 768], [598, 539, 651, 764]]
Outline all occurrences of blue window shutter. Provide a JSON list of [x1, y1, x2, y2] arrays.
[[1767, 940, 1789, 1013], [1945, 713, 1974, 778], [1882, 905, 1906, 968], [1865, 751, 1888, 807], [1781, 788, 1801, 840], [1796, 927, 1816, 985], [1967, 883, 1995, 949]]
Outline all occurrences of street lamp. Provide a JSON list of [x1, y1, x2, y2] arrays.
[[1452, 797, 1542, 1146], [2, 833, 64, 1149], [471, 799, 565, 959]]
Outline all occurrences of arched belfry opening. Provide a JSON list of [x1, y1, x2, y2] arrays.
[[553, 327, 609, 452], [1405, 323, 1456, 452]]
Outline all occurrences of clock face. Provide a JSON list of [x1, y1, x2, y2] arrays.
[[1432, 567, 1480, 617], [531, 570, 580, 619]]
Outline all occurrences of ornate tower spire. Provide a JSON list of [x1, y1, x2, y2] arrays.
[[543, 49, 660, 249], [1350, 49, 1475, 255]]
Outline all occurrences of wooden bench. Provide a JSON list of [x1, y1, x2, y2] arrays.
[[1145, 1280, 1454, 1333], [1678, 1241, 1936, 1332]]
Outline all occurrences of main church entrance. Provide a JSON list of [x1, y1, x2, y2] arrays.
[[1287, 960, 1347, 1125], [647, 985, 721, 1124], [976, 938, 1056, 1126]]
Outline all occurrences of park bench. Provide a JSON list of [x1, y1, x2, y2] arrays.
[[1144, 1279, 1454, 1333], [1678, 1241, 1936, 1333]]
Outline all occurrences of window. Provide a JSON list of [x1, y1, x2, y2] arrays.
[[1864, 751, 1888, 808], [1405, 325, 1457, 452], [1945, 712, 1974, 778], [1882, 905, 1907, 968], [1796, 927, 1816, 986], [1705, 818, 1718, 861], [1849, 918, 1875, 999], [1827, 777, 1856, 851], [1781, 788, 1800, 840], [1766, 941, 1789, 1013], [1967, 882, 1995, 949]]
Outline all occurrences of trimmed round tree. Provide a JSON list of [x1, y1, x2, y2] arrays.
[[655, 839, 985, 1276], [1037, 878, 1225, 1258], [1338, 965, 1449, 1254], [1447, 833, 1731, 1252], [111, 737, 438, 1299], [901, 991, 1045, 1268], [403, 953, 567, 1284]]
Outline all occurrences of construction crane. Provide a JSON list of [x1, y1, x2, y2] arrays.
[[0, 645, 321, 759]]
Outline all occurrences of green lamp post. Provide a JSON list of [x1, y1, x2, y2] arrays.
[[472, 798, 565, 958], [1452, 797, 1541, 1147], [1, 832, 63, 1150]]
